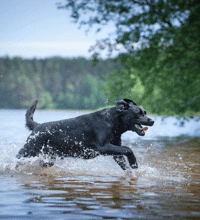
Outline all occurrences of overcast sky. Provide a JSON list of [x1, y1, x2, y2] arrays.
[[0, 0, 117, 59]]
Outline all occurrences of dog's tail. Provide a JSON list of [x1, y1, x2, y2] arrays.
[[26, 99, 39, 131]]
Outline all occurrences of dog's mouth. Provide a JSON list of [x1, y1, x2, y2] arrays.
[[134, 124, 148, 136]]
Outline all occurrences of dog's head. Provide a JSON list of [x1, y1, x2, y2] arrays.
[[116, 98, 154, 136]]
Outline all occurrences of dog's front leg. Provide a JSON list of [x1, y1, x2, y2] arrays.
[[111, 139, 129, 170], [97, 144, 138, 170], [113, 155, 128, 170]]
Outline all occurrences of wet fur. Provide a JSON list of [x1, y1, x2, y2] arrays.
[[16, 99, 154, 170]]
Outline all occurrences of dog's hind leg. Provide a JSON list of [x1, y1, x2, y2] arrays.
[[16, 141, 55, 167], [16, 142, 40, 159], [16, 134, 45, 159], [39, 145, 65, 167]]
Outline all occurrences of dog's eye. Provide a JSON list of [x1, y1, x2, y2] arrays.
[[139, 109, 143, 115], [144, 111, 146, 115]]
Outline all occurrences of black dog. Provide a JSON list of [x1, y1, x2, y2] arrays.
[[16, 99, 154, 170]]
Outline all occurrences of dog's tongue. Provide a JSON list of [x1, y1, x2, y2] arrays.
[[142, 127, 148, 131]]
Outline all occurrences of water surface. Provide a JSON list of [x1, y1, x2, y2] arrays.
[[0, 109, 200, 219]]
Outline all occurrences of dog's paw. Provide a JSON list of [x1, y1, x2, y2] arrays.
[[41, 162, 54, 167], [125, 168, 133, 176], [131, 163, 138, 169]]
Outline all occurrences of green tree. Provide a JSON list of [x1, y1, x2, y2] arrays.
[[58, 0, 200, 115]]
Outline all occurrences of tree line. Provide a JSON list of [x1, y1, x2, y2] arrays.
[[0, 56, 121, 110]]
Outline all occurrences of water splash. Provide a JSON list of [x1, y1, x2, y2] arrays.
[[0, 138, 187, 184]]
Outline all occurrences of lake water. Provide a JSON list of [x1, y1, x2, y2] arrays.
[[0, 109, 200, 219]]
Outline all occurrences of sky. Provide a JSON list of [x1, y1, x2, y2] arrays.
[[0, 0, 117, 59]]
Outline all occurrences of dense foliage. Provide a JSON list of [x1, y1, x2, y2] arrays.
[[58, 0, 200, 116], [0, 57, 121, 110]]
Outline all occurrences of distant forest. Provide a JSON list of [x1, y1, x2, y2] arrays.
[[0, 56, 121, 110]]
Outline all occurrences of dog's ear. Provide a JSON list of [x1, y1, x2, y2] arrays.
[[123, 98, 137, 106], [116, 100, 129, 112]]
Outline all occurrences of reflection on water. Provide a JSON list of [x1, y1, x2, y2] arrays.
[[0, 110, 200, 219], [0, 138, 199, 219]]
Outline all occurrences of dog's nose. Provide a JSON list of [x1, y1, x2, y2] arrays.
[[149, 119, 154, 126]]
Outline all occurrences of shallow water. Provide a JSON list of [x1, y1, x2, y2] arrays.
[[0, 109, 200, 219]]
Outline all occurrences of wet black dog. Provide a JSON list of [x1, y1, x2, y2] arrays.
[[16, 99, 154, 170]]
